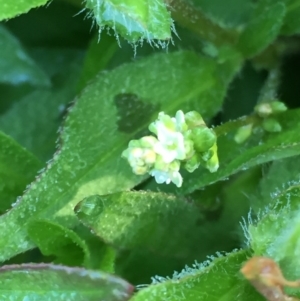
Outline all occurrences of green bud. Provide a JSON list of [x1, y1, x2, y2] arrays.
[[190, 127, 216, 153], [154, 155, 170, 172], [133, 165, 148, 175], [254, 103, 272, 118], [184, 139, 194, 159], [262, 117, 282, 132], [140, 136, 158, 148], [234, 124, 253, 144], [200, 149, 214, 162], [270, 101, 287, 114], [204, 143, 219, 173], [184, 154, 200, 173], [185, 111, 205, 128]]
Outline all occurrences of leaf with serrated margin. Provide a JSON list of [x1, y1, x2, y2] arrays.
[[0, 131, 42, 213], [131, 250, 263, 301], [0, 0, 49, 21], [0, 263, 133, 301], [0, 25, 50, 86], [0, 50, 240, 263]]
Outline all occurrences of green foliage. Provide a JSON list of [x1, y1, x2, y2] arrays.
[[0, 263, 133, 300], [75, 192, 203, 257], [84, 0, 172, 43], [1, 0, 300, 300], [0, 25, 50, 86], [0, 0, 49, 21]]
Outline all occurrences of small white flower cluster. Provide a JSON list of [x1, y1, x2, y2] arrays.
[[122, 110, 219, 187]]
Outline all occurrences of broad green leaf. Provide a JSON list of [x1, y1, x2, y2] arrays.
[[237, 0, 286, 58], [0, 50, 241, 262], [75, 192, 203, 257], [0, 25, 50, 86], [0, 0, 49, 21], [131, 250, 262, 301], [0, 49, 83, 161], [0, 131, 42, 213], [180, 109, 300, 194], [0, 263, 133, 301], [85, 0, 172, 43], [281, 0, 300, 35]]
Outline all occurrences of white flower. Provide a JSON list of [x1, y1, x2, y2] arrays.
[[149, 169, 183, 187], [149, 111, 187, 163], [149, 158, 183, 187]]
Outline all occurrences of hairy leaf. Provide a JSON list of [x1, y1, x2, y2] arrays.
[[0, 131, 42, 213], [0, 25, 50, 86], [237, 0, 286, 58], [248, 163, 300, 286], [75, 192, 203, 257], [0, 50, 240, 262], [0, 0, 49, 21], [85, 0, 172, 43], [131, 250, 262, 301], [0, 263, 133, 301]]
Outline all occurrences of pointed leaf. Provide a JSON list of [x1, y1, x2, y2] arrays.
[[0, 25, 50, 86], [85, 0, 172, 43], [0, 263, 133, 301]]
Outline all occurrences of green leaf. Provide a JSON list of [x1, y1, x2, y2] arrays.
[[0, 50, 240, 262], [0, 49, 83, 161], [248, 160, 300, 284], [77, 33, 118, 92], [237, 0, 286, 58], [180, 109, 300, 194], [75, 192, 203, 257], [281, 0, 300, 35], [130, 250, 262, 301], [0, 131, 42, 213], [0, 0, 49, 21], [27, 219, 116, 270], [0, 25, 50, 86], [84, 0, 172, 43], [0, 263, 133, 301]]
